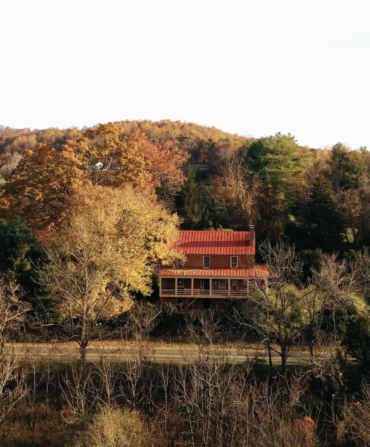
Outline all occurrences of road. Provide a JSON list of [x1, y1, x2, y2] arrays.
[[4, 341, 325, 365]]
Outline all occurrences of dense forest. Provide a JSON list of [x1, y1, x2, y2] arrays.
[[2, 120, 369, 250], [1, 120, 370, 446]]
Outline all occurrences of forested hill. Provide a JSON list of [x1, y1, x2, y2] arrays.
[[4, 120, 370, 253], [0, 120, 250, 166]]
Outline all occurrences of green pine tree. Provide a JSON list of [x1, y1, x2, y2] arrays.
[[0, 216, 34, 273], [247, 133, 304, 193], [306, 175, 346, 251], [242, 133, 305, 240]]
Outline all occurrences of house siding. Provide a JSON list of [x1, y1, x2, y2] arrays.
[[165, 254, 255, 270]]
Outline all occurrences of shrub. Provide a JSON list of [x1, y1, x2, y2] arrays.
[[76, 406, 149, 447]]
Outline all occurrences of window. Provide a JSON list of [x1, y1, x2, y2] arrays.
[[219, 279, 226, 289], [231, 279, 238, 288], [177, 259, 184, 268], [177, 279, 184, 288], [231, 256, 238, 268], [203, 256, 210, 268]]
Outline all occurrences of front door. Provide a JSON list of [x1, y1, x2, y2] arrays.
[[203, 279, 210, 292]]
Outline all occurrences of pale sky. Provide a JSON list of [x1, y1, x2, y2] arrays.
[[1, 0, 369, 149]]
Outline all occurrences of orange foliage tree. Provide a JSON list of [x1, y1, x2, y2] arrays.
[[0, 143, 84, 234], [68, 122, 189, 193], [0, 122, 189, 235]]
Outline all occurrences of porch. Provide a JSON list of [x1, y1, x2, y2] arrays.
[[160, 277, 265, 299]]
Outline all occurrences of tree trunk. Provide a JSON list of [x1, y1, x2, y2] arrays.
[[281, 344, 287, 374], [309, 339, 314, 360], [267, 340, 273, 374], [80, 317, 88, 371], [80, 340, 88, 371]]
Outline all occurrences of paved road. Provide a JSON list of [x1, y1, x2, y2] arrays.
[[4, 342, 324, 365]]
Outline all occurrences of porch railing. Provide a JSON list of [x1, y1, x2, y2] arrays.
[[161, 288, 249, 297]]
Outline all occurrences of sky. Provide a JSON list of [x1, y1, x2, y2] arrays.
[[0, 0, 369, 149]]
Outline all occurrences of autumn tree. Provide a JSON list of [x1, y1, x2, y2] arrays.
[[178, 165, 210, 229], [208, 156, 261, 229], [39, 185, 181, 368], [0, 276, 30, 354], [0, 152, 23, 179], [0, 142, 84, 234], [238, 239, 315, 373], [0, 278, 29, 433], [67, 122, 189, 194], [0, 123, 188, 234], [308, 252, 370, 372]]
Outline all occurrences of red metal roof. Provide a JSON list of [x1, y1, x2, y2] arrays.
[[179, 230, 254, 255], [159, 267, 269, 278]]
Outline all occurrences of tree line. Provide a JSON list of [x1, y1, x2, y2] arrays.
[[2, 120, 369, 252], [179, 133, 370, 254]]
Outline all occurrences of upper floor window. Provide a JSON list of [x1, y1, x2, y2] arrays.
[[203, 256, 210, 268], [231, 256, 238, 268], [177, 259, 184, 268]]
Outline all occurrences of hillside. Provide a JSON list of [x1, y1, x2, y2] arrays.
[[0, 121, 250, 175]]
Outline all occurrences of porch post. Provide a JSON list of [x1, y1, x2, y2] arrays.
[[160, 277, 162, 296], [185, 298, 189, 310], [191, 277, 194, 296], [247, 279, 249, 296], [175, 277, 178, 296], [159, 296, 163, 309], [210, 278, 212, 297], [228, 278, 231, 297]]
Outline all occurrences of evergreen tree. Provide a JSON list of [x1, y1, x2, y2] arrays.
[[306, 175, 346, 251], [289, 175, 346, 252], [247, 133, 304, 193], [0, 217, 33, 273], [241, 133, 305, 240], [329, 142, 359, 193]]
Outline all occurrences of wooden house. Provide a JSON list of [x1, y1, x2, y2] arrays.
[[158, 225, 269, 310]]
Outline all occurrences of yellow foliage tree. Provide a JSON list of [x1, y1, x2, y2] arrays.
[[39, 185, 181, 367]]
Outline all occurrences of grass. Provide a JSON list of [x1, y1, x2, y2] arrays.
[[0, 177, 6, 184]]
